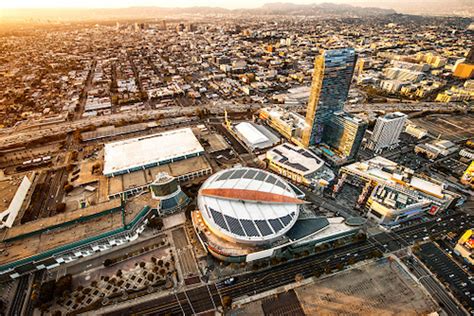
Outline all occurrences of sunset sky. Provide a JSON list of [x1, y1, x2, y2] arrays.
[[0, 0, 443, 9]]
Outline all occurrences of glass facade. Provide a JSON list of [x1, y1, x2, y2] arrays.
[[323, 111, 367, 160], [304, 48, 356, 146]]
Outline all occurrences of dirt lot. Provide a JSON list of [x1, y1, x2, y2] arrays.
[[295, 259, 437, 315]]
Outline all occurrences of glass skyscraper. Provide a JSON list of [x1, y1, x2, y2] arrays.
[[323, 111, 367, 161], [303, 48, 357, 147]]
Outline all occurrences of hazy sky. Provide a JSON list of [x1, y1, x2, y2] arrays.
[[0, 0, 450, 9]]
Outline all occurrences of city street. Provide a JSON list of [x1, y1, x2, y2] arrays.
[[101, 211, 472, 315]]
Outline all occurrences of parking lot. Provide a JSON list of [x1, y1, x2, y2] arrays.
[[432, 157, 470, 178], [391, 150, 430, 171], [416, 242, 474, 311]]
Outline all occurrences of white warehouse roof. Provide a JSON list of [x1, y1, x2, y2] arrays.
[[103, 128, 204, 176], [235, 122, 269, 146]]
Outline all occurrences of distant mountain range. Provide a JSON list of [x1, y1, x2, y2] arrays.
[[1, 1, 472, 21], [0, 2, 397, 21], [250, 2, 396, 16]]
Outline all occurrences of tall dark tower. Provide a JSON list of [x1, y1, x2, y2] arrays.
[[303, 48, 357, 147]]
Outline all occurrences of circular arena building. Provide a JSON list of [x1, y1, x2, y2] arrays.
[[197, 167, 304, 244], [193, 167, 308, 261], [193, 167, 362, 262]]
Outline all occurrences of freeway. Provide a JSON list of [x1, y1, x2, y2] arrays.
[[2, 99, 471, 150], [345, 101, 471, 114], [0, 103, 260, 150], [103, 211, 472, 316]]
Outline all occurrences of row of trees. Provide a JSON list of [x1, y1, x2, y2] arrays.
[[32, 274, 73, 310]]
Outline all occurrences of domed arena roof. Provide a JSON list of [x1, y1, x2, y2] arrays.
[[197, 167, 305, 245]]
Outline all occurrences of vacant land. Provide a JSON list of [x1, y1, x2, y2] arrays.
[[295, 259, 437, 315]]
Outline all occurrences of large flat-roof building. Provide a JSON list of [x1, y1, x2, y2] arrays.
[[0, 175, 32, 229], [107, 155, 212, 199], [266, 143, 334, 189], [103, 128, 204, 177], [0, 197, 155, 280]]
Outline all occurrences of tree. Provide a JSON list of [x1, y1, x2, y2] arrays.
[[37, 280, 55, 305], [104, 258, 113, 267], [147, 217, 164, 230], [222, 295, 232, 309], [56, 203, 66, 213], [147, 274, 155, 282], [294, 273, 304, 282], [54, 274, 72, 297]]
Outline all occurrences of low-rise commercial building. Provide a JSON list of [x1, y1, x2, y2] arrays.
[[259, 106, 308, 147], [460, 161, 474, 189], [405, 123, 428, 139], [340, 156, 459, 225], [414, 139, 459, 160], [366, 185, 431, 225], [266, 143, 335, 189]]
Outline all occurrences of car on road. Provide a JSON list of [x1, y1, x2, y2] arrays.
[[224, 277, 236, 286]]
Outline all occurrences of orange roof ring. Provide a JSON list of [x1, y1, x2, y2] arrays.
[[200, 188, 307, 204]]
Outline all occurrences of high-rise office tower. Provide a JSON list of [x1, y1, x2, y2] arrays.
[[303, 48, 357, 147], [368, 112, 407, 153], [324, 111, 367, 160]]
